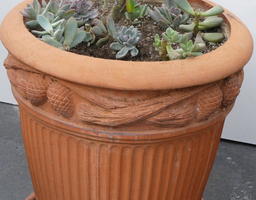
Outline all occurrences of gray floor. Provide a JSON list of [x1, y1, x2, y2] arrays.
[[0, 103, 255, 200]]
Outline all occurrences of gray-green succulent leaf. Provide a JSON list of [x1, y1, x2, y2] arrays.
[[174, 0, 195, 16], [198, 16, 223, 30], [202, 32, 224, 42], [200, 6, 224, 17]]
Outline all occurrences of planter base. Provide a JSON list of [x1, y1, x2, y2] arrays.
[[25, 192, 204, 200], [25, 193, 36, 200]]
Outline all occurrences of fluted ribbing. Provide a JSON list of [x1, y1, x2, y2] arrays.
[[20, 106, 223, 200]]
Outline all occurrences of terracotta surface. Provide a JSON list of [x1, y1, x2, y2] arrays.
[[0, 0, 253, 200], [5, 55, 243, 200], [0, 0, 253, 90]]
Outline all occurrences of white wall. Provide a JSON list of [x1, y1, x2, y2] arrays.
[[0, 0, 20, 104], [213, 0, 256, 145], [0, 0, 255, 144]]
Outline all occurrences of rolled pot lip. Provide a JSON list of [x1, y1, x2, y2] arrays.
[[0, 0, 253, 90]]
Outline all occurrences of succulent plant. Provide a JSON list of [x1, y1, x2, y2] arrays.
[[148, 0, 189, 28], [22, 0, 75, 29], [125, 0, 148, 21], [62, 0, 98, 26], [174, 0, 225, 41], [40, 17, 92, 50], [110, 26, 141, 59], [154, 27, 205, 60], [92, 17, 118, 46]]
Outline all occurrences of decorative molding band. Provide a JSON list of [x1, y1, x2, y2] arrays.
[[4, 54, 243, 128]]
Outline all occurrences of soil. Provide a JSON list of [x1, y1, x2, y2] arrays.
[[71, 16, 165, 61]]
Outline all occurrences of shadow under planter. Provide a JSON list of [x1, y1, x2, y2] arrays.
[[0, 0, 253, 199]]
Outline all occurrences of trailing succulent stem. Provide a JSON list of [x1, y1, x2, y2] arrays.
[[174, 0, 225, 41]]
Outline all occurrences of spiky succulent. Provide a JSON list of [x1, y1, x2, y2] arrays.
[[22, 0, 75, 29], [174, 0, 225, 41], [154, 27, 205, 60], [39, 17, 92, 50], [148, 0, 189, 28], [110, 26, 141, 59], [62, 0, 98, 26], [125, 0, 148, 22]]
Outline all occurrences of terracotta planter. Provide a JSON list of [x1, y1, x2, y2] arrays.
[[0, 0, 253, 199]]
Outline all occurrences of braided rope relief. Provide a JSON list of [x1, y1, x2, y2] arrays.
[[5, 56, 243, 128]]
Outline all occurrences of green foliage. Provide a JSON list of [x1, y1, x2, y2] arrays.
[[125, 0, 148, 21], [62, 0, 98, 26], [110, 26, 141, 59], [174, 0, 224, 38], [148, 0, 189, 28], [154, 27, 205, 60], [22, 0, 75, 29], [92, 17, 118, 47], [39, 17, 92, 50]]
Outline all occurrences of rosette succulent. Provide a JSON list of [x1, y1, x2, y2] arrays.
[[148, 0, 189, 28], [110, 26, 141, 59], [62, 0, 98, 26], [154, 27, 206, 60]]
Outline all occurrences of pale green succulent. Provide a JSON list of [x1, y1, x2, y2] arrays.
[[174, 0, 225, 42], [148, 0, 189, 28], [39, 17, 92, 50], [22, 0, 75, 29], [110, 26, 141, 59], [154, 27, 205, 60]]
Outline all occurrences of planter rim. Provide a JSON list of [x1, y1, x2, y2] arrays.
[[0, 0, 253, 90]]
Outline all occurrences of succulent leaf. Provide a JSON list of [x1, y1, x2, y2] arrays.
[[179, 23, 196, 32], [174, 0, 195, 16], [110, 42, 123, 50], [70, 30, 86, 48], [63, 17, 78, 49], [193, 32, 206, 51], [200, 6, 224, 17], [106, 17, 118, 39], [130, 47, 139, 57], [198, 16, 223, 30], [116, 47, 132, 59], [37, 15, 53, 33], [202, 32, 224, 42], [41, 35, 63, 48], [166, 45, 182, 60]]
